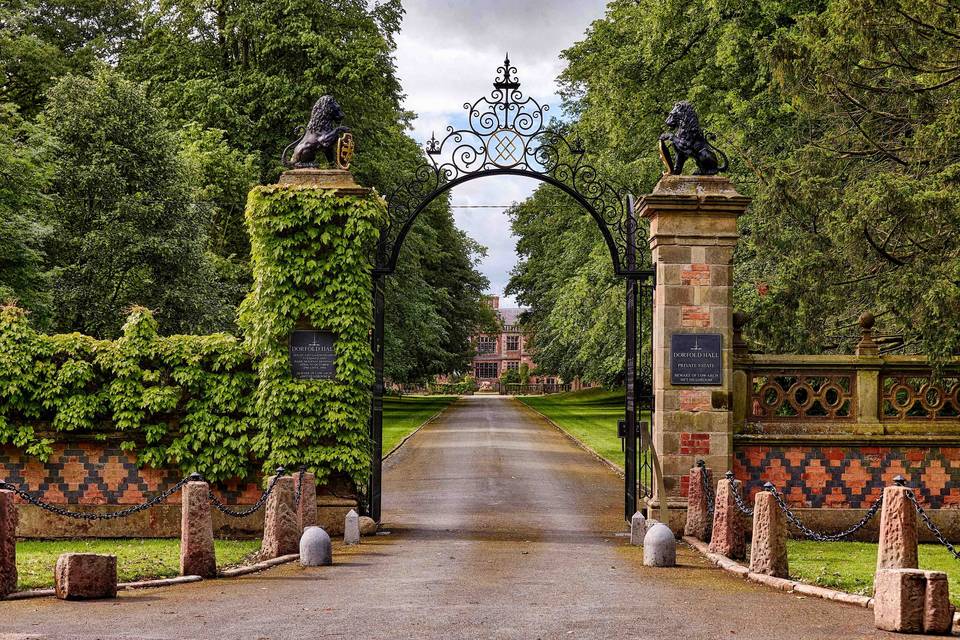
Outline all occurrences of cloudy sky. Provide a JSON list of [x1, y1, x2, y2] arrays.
[[394, 0, 609, 306]]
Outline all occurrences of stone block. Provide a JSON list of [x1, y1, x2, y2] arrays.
[[359, 515, 377, 536], [923, 571, 954, 635], [630, 511, 647, 545], [748, 491, 788, 578], [299, 526, 332, 567], [643, 523, 676, 567], [683, 466, 711, 541], [877, 485, 918, 571], [708, 478, 745, 560], [344, 508, 360, 545], [874, 569, 927, 633], [54, 553, 117, 600], [296, 471, 317, 533], [0, 490, 17, 597], [262, 475, 298, 558], [180, 480, 216, 578]]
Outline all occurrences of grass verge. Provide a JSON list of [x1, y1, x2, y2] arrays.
[[15, 538, 260, 590], [787, 540, 960, 607], [382, 395, 457, 455]]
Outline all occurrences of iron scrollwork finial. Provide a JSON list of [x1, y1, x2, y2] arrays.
[[281, 95, 354, 170], [658, 101, 729, 176]]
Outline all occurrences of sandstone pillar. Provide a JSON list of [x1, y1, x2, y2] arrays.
[[749, 489, 788, 578], [637, 176, 749, 526], [877, 481, 919, 571], [708, 477, 745, 560], [0, 489, 17, 597], [683, 463, 711, 541], [262, 473, 299, 558], [180, 477, 216, 578], [296, 471, 317, 533]]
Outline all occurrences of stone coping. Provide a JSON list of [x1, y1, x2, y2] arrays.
[[682, 535, 960, 633], [735, 433, 960, 444], [736, 353, 960, 368]]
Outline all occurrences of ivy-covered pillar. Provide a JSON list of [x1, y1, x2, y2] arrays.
[[238, 167, 384, 502]]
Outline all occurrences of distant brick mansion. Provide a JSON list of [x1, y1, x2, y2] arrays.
[[471, 296, 556, 385]]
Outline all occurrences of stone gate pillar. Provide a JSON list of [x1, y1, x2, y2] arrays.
[[637, 175, 749, 532]]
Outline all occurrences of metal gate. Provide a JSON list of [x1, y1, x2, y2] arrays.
[[367, 56, 655, 522]]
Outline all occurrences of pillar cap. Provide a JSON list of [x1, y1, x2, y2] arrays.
[[277, 168, 371, 195]]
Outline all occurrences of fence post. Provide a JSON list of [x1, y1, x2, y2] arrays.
[[708, 472, 745, 560], [262, 469, 299, 558], [180, 473, 216, 578], [749, 484, 788, 578], [296, 470, 317, 533], [0, 489, 16, 597], [876, 476, 918, 571], [683, 461, 711, 541]]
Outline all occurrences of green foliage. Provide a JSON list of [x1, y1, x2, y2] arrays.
[[499, 368, 521, 384], [238, 186, 384, 486], [518, 362, 530, 385]]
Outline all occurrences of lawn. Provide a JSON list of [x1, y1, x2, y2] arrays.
[[15, 538, 260, 590], [382, 395, 457, 455], [519, 388, 633, 467], [786, 540, 960, 606]]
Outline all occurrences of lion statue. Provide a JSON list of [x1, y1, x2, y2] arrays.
[[283, 95, 351, 168], [658, 101, 727, 176]]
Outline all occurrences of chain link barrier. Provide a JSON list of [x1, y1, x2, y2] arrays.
[[209, 469, 283, 518], [0, 476, 193, 520], [904, 482, 960, 560], [730, 475, 754, 517]]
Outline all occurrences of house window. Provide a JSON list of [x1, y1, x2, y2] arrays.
[[506, 335, 520, 351], [506, 361, 520, 371], [477, 336, 496, 354], [475, 362, 499, 379]]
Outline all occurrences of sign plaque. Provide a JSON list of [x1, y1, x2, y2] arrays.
[[670, 333, 722, 386], [289, 330, 337, 380]]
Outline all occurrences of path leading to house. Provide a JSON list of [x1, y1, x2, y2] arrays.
[[1, 396, 905, 639]]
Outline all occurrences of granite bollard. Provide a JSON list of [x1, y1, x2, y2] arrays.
[[630, 511, 647, 546], [344, 509, 360, 545], [180, 476, 216, 578], [299, 526, 333, 567], [262, 472, 299, 558], [296, 471, 317, 533], [874, 568, 953, 635], [54, 553, 117, 600], [683, 463, 711, 541], [643, 522, 676, 567], [748, 487, 788, 578], [877, 479, 919, 571], [0, 489, 17, 597], [708, 476, 745, 560]]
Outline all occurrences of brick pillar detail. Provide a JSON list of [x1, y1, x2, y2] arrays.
[[637, 175, 750, 521], [0, 489, 17, 597], [180, 480, 217, 578]]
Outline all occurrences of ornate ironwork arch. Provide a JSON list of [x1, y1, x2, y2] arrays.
[[375, 55, 649, 277]]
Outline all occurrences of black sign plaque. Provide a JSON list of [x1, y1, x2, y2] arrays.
[[289, 330, 337, 380], [670, 333, 722, 386]]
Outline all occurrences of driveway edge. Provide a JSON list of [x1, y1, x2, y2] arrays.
[[382, 397, 459, 461]]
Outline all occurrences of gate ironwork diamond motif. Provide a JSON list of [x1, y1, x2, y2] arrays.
[[490, 129, 522, 166]]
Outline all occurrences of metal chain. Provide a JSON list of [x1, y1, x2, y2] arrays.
[[209, 470, 283, 518], [697, 460, 715, 516], [293, 466, 306, 509], [731, 480, 754, 517], [0, 475, 194, 520], [905, 486, 960, 560], [768, 484, 883, 542]]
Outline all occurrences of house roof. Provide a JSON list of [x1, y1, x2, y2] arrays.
[[499, 307, 524, 326]]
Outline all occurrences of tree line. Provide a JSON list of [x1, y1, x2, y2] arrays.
[[0, 0, 490, 382], [509, 0, 960, 384]]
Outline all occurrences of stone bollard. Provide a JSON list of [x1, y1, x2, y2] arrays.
[[180, 474, 216, 578], [299, 526, 332, 567], [0, 489, 17, 597], [54, 553, 117, 600], [643, 522, 676, 567], [296, 470, 317, 533], [261, 470, 299, 558], [708, 473, 745, 560], [344, 509, 360, 545], [874, 568, 954, 635], [877, 477, 919, 571], [683, 461, 711, 541], [748, 485, 788, 578], [630, 511, 647, 546]]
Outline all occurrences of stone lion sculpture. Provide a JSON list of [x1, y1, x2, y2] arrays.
[[283, 95, 351, 168], [658, 101, 728, 176]]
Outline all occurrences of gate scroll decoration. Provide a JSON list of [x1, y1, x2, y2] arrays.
[[367, 56, 656, 523]]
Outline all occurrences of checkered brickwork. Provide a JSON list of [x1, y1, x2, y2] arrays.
[[0, 443, 263, 505], [734, 445, 960, 509]]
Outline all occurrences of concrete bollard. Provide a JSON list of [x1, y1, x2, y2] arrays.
[[708, 475, 745, 560], [344, 509, 360, 545], [748, 487, 788, 578], [262, 471, 299, 558], [630, 511, 647, 546], [296, 470, 317, 534], [683, 462, 711, 541], [643, 523, 676, 567], [54, 553, 117, 600], [877, 477, 919, 571], [180, 475, 216, 578], [0, 489, 17, 597], [299, 526, 332, 567], [874, 568, 954, 635]]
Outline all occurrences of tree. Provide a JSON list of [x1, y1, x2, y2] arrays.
[[41, 68, 227, 337]]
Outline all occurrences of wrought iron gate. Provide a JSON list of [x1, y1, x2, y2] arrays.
[[367, 56, 655, 522]]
